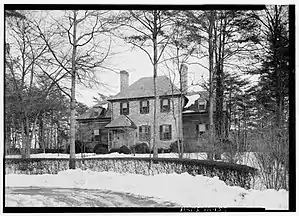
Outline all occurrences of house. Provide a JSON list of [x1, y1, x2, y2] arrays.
[[76, 65, 228, 152], [182, 91, 229, 151], [105, 69, 188, 150], [76, 103, 111, 150]]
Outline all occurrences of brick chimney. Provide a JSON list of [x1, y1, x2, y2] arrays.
[[180, 64, 188, 94], [120, 70, 129, 92]]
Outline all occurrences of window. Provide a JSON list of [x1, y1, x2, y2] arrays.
[[120, 101, 129, 115], [93, 129, 100, 141], [140, 100, 149, 114], [198, 101, 206, 111], [160, 124, 172, 140], [160, 98, 170, 112], [196, 124, 207, 137], [139, 125, 151, 141]]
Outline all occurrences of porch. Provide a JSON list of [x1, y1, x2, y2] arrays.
[[105, 115, 137, 150]]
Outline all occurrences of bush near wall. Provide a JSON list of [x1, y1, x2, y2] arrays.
[[5, 157, 257, 189]]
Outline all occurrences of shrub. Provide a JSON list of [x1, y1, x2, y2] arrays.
[[119, 145, 131, 154], [66, 140, 85, 154], [169, 140, 182, 153], [109, 148, 120, 153], [93, 144, 108, 154], [5, 157, 257, 189], [134, 143, 150, 154], [158, 148, 170, 153], [6, 148, 21, 155]]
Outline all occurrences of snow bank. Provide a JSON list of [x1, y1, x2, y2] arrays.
[[5, 169, 288, 209]]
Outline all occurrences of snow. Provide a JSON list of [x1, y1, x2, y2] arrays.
[[5, 169, 288, 209], [185, 94, 200, 108]]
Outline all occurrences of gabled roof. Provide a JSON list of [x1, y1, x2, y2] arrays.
[[105, 115, 137, 129], [108, 76, 181, 101]]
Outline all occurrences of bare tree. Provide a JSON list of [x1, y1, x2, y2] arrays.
[[5, 11, 68, 158], [35, 10, 119, 168], [118, 10, 178, 158]]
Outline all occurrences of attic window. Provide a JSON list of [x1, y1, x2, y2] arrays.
[[198, 101, 206, 111], [160, 98, 170, 113], [120, 101, 129, 115]]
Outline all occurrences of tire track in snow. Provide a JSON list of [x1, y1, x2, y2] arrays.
[[5, 187, 178, 207]]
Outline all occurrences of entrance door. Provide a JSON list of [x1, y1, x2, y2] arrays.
[[114, 130, 128, 148]]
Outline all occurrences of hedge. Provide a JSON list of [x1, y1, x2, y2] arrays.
[[5, 157, 257, 189]]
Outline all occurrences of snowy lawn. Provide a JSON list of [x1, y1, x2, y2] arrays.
[[5, 169, 288, 209]]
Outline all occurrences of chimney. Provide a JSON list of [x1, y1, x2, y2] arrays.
[[180, 64, 188, 94], [120, 70, 129, 92]]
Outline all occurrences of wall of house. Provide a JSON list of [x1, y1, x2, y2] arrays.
[[77, 120, 110, 149], [183, 113, 209, 151], [111, 97, 182, 149]]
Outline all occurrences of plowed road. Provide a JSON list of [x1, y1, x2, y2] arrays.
[[5, 187, 178, 207]]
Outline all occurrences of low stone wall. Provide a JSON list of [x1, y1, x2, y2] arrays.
[[5, 157, 257, 189]]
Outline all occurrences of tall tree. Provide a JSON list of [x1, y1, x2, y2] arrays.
[[251, 6, 289, 128], [5, 11, 67, 158], [121, 10, 177, 158], [35, 10, 117, 168]]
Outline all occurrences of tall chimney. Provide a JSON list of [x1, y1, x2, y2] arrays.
[[120, 70, 129, 92], [180, 64, 188, 94]]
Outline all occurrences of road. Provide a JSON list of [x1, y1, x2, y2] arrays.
[[5, 187, 178, 207]]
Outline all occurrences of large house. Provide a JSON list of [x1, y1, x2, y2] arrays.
[[76, 66, 228, 151]]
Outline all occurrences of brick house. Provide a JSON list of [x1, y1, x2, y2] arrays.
[[182, 91, 229, 151], [105, 70, 188, 150], [76, 66, 228, 151], [76, 104, 111, 150]]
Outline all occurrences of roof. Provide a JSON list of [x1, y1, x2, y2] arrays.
[[108, 76, 181, 101], [105, 115, 137, 129], [76, 107, 104, 120], [76, 103, 111, 120]]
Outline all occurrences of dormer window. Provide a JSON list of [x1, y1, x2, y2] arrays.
[[160, 98, 170, 112], [198, 101, 206, 111], [140, 100, 149, 114], [120, 101, 129, 115]]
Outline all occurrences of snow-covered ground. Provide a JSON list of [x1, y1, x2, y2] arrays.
[[5, 169, 288, 209]]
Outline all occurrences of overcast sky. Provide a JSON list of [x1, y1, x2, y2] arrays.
[[76, 38, 210, 107]]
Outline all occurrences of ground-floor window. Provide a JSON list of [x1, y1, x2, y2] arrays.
[[139, 125, 151, 141], [196, 124, 208, 137], [160, 124, 172, 140]]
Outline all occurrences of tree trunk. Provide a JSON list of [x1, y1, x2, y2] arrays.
[[208, 11, 215, 161], [69, 10, 77, 169], [152, 10, 158, 158]]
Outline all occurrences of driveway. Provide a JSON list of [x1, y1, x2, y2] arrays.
[[5, 187, 178, 207]]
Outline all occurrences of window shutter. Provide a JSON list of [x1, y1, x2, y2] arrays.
[[169, 125, 172, 139], [140, 100, 142, 113], [148, 126, 151, 139], [159, 125, 163, 140], [120, 102, 123, 115], [160, 99, 163, 112], [147, 100, 149, 113], [127, 102, 129, 114], [139, 126, 142, 133], [196, 124, 199, 132]]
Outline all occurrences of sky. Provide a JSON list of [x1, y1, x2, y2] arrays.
[[76, 38, 210, 107]]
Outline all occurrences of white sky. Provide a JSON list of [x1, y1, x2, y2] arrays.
[[76, 37, 209, 107]]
